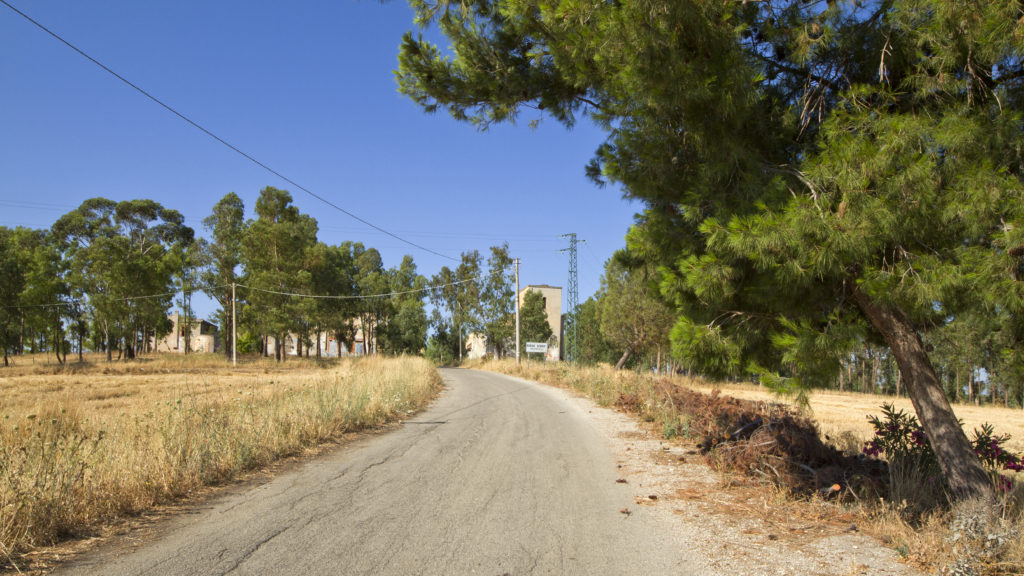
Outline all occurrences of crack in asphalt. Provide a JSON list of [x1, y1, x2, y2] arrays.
[[221, 525, 288, 575]]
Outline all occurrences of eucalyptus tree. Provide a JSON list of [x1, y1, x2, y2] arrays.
[[0, 228, 43, 357], [394, 0, 1024, 499], [453, 251, 483, 359], [307, 241, 358, 357], [19, 229, 71, 363], [571, 295, 617, 366], [201, 192, 245, 358], [429, 250, 483, 362], [0, 227, 28, 365], [428, 265, 459, 360], [599, 256, 675, 370], [380, 255, 428, 355], [480, 244, 515, 358], [52, 198, 193, 360], [240, 187, 317, 361], [353, 244, 388, 355]]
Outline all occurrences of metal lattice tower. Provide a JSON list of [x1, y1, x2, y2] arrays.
[[560, 233, 579, 365]]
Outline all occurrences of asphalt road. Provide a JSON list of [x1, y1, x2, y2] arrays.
[[58, 368, 690, 576]]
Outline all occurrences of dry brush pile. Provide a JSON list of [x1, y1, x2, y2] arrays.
[[0, 354, 441, 569]]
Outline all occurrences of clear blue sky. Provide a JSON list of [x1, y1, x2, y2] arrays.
[[1, 1, 639, 319]]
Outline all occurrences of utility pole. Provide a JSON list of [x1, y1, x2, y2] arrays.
[[514, 257, 521, 366], [231, 282, 237, 367], [560, 233, 581, 365]]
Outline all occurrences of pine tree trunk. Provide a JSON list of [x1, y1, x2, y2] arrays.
[[853, 288, 993, 501]]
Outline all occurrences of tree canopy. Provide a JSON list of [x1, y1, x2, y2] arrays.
[[519, 288, 554, 357], [202, 192, 246, 358], [396, 0, 1024, 499], [51, 198, 193, 360], [2, 187, 436, 365], [599, 255, 674, 370]]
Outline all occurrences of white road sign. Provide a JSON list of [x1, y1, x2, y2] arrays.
[[524, 342, 548, 354]]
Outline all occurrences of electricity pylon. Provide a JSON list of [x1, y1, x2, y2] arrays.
[[560, 233, 580, 365]]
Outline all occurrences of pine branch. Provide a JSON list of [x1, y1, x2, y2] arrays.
[[750, 51, 840, 92]]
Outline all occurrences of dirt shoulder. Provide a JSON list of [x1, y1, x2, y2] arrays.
[[537, 377, 922, 576]]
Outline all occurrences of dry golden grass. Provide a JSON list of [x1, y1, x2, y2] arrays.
[[0, 353, 441, 568], [680, 380, 1024, 455]]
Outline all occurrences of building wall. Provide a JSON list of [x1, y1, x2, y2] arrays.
[[153, 312, 219, 354], [264, 319, 373, 357], [518, 285, 562, 361], [465, 332, 489, 360]]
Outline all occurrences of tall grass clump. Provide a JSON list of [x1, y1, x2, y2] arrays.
[[0, 406, 99, 561], [0, 355, 440, 568]]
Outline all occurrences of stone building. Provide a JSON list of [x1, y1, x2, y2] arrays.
[[519, 284, 562, 361], [264, 318, 375, 357], [153, 312, 219, 354]]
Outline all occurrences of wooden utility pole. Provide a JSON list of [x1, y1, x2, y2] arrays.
[[231, 282, 237, 367], [515, 257, 520, 366]]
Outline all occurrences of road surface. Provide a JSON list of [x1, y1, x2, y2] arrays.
[[58, 368, 690, 575]]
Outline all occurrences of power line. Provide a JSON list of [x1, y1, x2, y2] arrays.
[[235, 275, 484, 301], [3, 274, 491, 309], [4, 272, 496, 310], [0, 0, 458, 262], [0, 285, 226, 310]]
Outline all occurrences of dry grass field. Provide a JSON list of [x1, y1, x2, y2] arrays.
[[0, 353, 441, 568], [682, 380, 1024, 455]]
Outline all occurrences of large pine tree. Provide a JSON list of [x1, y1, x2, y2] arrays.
[[395, 0, 1024, 500]]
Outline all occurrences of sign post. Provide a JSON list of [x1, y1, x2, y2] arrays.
[[524, 342, 548, 366]]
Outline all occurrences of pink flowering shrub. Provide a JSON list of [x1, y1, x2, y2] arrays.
[[864, 403, 1022, 494]]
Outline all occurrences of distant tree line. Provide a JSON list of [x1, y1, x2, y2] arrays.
[[424, 245, 517, 364], [1, 198, 191, 365], [203, 187, 430, 361], [0, 187, 492, 364]]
